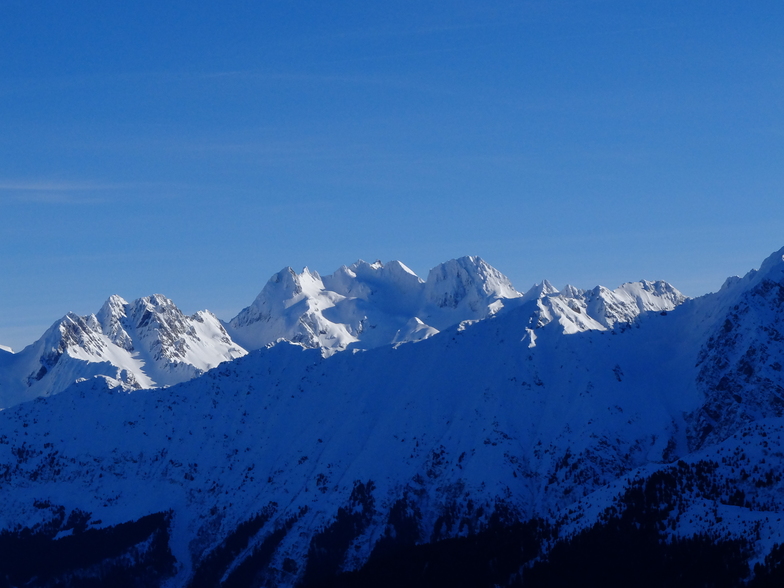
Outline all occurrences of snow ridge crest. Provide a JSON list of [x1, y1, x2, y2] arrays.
[[226, 256, 525, 354], [0, 294, 246, 408]]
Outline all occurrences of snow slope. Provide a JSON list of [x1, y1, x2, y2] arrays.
[[0, 257, 686, 410], [225, 257, 524, 354], [1, 249, 782, 585], [0, 294, 246, 408], [226, 256, 686, 356]]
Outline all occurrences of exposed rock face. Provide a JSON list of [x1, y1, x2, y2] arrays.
[[9, 251, 784, 586], [226, 256, 687, 356], [0, 256, 689, 408], [689, 249, 784, 450], [0, 294, 246, 408]]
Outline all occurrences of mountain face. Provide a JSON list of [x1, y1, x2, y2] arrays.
[[0, 294, 246, 408], [225, 256, 686, 356], [688, 250, 784, 450], [225, 257, 524, 355], [2, 251, 783, 586], [0, 257, 686, 411]]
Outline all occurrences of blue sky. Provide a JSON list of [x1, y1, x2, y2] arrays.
[[1, 1, 783, 350]]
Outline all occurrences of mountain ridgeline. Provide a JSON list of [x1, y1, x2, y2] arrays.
[[1, 250, 783, 586], [0, 256, 683, 408]]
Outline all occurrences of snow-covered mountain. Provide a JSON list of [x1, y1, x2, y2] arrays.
[[0, 257, 685, 411], [0, 294, 246, 408], [225, 257, 523, 354], [225, 255, 686, 355], [1, 249, 782, 586]]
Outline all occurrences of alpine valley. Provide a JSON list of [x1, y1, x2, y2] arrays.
[[1, 250, 784, 587]]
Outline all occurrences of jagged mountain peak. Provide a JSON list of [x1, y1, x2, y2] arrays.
[[426, 255, 519, 296], [267, 266, 325, 302], [423, 256, 521, 314], [687, 245, 784, 450], [714, 246, 784, 298], [97, 294, 129, 319], [612, 280, 687, 312], [755, 245, 784, 278], [521, 279, 559, 302], [349, 258, 422, 285], [325, 259, 424, 299], [6, 249, 784, 585], [0, 293, 246, 408], [561, 284, 585, 298], [227, 256, 523, 354]]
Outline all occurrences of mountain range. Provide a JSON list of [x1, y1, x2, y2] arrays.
[[0, 256, 684, 409], [0, 249, 783, 586]]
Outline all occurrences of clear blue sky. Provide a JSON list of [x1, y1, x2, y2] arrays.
[[2, 1, 783, 351]]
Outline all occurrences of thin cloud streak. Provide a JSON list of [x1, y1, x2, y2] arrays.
[[0, 180, 122, 191]]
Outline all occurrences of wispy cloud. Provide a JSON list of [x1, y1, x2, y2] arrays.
[[0, 179, 186, 205], [7, 193, 110, 205], [0, 180, 122, 191], [0, 180, 120, 204]]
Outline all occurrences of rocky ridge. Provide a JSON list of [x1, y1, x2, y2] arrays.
[[0, 256, 686, 409], [1, 250, 783, 585], [0, 294, 246, 408]]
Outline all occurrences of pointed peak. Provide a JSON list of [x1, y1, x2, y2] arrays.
[[348, 259, 380, 273], [754, 246, 784, 282], [561, 284, 584, 299], [106, 294, 128, 306], [334, 264, 357, 279], [137, 293, 176, 310], [590, 284, 613, 295], [434, 255, 488, 273], [386, 260, 420, 278], [98, 294, 129, 321], [427, 256, 518, 291], [266, 267, 301, 290], [301, 266, 321, 279], [521, 280, 559, 303], [719, 275, 744, 292], [424, 256, 520, 310]]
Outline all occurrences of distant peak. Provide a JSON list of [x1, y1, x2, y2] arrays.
[[755, 246, 784, 281], [98, 294, 129, 318], [107, 294, 128, 306], [347, 259, 384, 274], [424, 256, 520, 310], [719, 275, 744, 292], [561, 284, 584, 298], [386, 260, 419, 277], [267, 267, 303, 292], [300, 266, 321, 279], [521, 280, 559, 302], [146, 293, 173, 306]]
